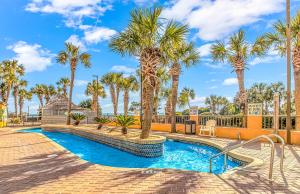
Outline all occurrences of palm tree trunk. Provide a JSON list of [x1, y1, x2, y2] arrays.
[[19, 97, 23, 120], [67, 67, 75, 125], [165, 96, 172, 117], [38, 95, 44, 107], [140, 81, 155, 138], [153, 82, 160, 116], [124, 90, 129, 116], [5, 83, 11, 105], [63, 86, 67, 97], [236, 69, 247, 115], [110, 85, 117, 115], [293, 46, 300, 129], [170, 63, 180, 133], [140, 48, 160, 139], [116, 86, 120, 115], [13, 88, 18, 117], [92, 94, 97, 111]]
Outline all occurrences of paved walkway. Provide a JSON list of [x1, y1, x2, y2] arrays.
[[0, 127, 300, 194]]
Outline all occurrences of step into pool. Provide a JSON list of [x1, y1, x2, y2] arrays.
[[20, 128, 244, 174]]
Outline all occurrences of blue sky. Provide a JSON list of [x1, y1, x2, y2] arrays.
[[0, 0, 299, 114]]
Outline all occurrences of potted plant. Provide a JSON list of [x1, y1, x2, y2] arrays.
[[70, 113, 86, 126], [115, 115, 136, 134], [94, 117, 110, 129]]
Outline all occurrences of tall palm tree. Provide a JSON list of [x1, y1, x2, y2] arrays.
[[57, 43, 91, 125], [211, 30, 265, 115], [18, 89, 32, 118], [110, 7, 188, 138], [56, 77, 70, 97], [153, 67, 170, 116], [168, 42, 200, 133], [31, 84, 46, 107], [101, 72, 123, 115], [85, 80, 106, 113], [120, 76, 139, 116], [178, 87, 195, 109], [12, 79, 27, 117], [258, 12, 300, 129], [43, 84, 57, 104], [205, 95, 218, 114], [0, 60, 24, 106]]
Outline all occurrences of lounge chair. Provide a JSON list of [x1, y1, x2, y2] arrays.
[[199, 120, 216, 136]]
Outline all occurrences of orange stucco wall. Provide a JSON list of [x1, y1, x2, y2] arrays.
[[106, 115, 300, 145]]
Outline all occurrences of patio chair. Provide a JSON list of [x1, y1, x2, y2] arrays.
[[199, 120, 216, 136]]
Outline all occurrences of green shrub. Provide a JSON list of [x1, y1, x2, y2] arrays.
[[115, 115, 136, 134], [10, 117, 21, 124], [94, 117, 110, 129], [70, 113, 86, 126]]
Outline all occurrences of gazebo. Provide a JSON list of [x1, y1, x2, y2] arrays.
[[41, 95, 96, 124]]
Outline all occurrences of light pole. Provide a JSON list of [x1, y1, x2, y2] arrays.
[[93, 75, 99, 117], [286, 0, 292, 144]]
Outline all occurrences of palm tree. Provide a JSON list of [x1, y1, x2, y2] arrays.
[[178, 87, 196, 109], [12, 79, 27, 117], [168, 42, 200, 133], [211, 30, 265, 115], [56, 77, 70, 97], [153, 67, 170, 116], [57, 43, 91, 125], [85, 80, 106, 113], [0, 60, 24, 106], [31, 84, 46, 107], [258, 12, 300, 129], [101, 72, 123, 115], [43, 84, 57, 104], [120, 76, 139, 116], [216, 96, 229, 113], [110, 7, 188, 138], [18, 89, 32, 118], [205, 95, 218, 114]]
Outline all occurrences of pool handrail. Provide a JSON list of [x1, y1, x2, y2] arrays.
[[209, 135, 282, 180]]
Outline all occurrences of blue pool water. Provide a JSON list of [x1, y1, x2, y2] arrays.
[[21, 128, 242, 174]]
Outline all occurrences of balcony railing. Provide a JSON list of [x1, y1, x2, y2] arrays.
[[198, 115, 246, 128], [152, 115, 190, 124], [262, 115, 297, 129]]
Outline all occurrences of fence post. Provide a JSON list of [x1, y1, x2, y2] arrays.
[[273, 93, 280, 135]]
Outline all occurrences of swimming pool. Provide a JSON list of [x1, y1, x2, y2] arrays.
[[21, 128, 243, 174]]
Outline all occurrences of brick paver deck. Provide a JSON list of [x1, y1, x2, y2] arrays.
[[0, 127, 300, 194]]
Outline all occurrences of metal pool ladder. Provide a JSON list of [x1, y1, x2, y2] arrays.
[[209, 134, 285, 180]]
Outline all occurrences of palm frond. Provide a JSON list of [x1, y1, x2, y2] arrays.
[[211, 41, 227, 62]]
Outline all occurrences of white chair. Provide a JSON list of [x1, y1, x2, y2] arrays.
[[200, 120, 216, 136]]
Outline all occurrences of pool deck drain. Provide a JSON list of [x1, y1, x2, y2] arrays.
[[0, 126, 300, 194]]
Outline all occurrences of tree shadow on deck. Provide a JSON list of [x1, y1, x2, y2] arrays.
[[0, 150, 92, 194]]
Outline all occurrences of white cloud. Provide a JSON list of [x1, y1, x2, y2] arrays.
[[25, 0, 112, 28], [249, 55, 281, 66], [111, 65, 136, 74], [190, 96, 206, 103], [83, 26, 117, 44], [75, 79, 88, 86], [223, 78, 238, 86], [65, 35, 86, 51], [197, 43, 213, 57], [7, 41, 53, 72], [162, 0, 285, 41]]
